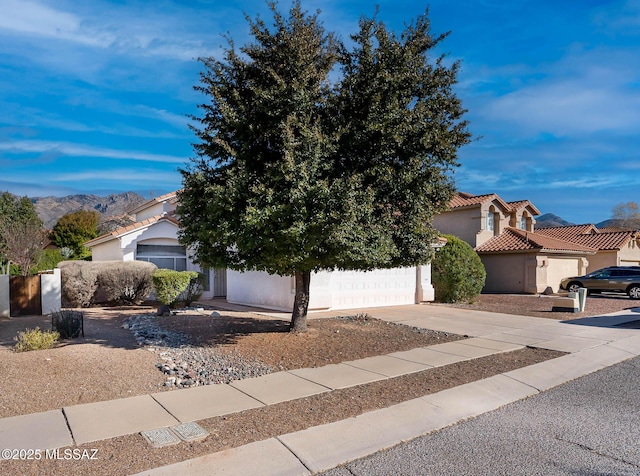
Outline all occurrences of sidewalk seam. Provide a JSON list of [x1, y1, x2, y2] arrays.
[[275, 435, 313, 474], [60, 407, 77, 447], [148, 394, 181, 423]]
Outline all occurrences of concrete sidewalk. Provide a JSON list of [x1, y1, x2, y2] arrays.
[[1, 304, 639, 475]]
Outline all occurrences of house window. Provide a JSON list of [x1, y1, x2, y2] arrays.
[[486, 213, 494, 232], [136, 244, 187, 271], [520, 216, 527, 230]]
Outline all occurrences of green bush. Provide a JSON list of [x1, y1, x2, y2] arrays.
[[432, 235, 486, 303], [14, 327, 59, 352], [152, 269, 200, 307], [33, 249, 65, 273], [178, 272, 204, 306]]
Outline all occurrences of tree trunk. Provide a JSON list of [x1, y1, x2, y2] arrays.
[[290, 270, 311, 332]]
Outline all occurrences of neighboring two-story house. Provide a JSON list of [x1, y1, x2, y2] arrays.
[[86, 191, 441, 311], [434, 192, 596, 294]]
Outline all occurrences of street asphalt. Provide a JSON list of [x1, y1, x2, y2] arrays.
[[319, 355, 640, 476]]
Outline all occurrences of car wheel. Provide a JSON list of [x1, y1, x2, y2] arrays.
[[628, 285, 640, 300], [567, 282, 581, 293]]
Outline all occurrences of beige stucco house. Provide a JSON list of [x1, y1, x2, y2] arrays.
[[433, 192, 540, 248], [86, 191, 441, 311], [434, 192, 597, 293], [475, 228, 594, 293]]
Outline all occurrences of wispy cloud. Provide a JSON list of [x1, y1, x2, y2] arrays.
[[0, 0, 215, 61], [0, 140, 186, 164]]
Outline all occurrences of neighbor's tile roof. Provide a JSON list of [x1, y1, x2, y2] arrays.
[[449, 193, 540, 215], [85, 213, 179, 247], [568, 231, 639, 251], [535, 224, 597, 240], [476, 228, 597, 254], [449, 192, 510, 210], [535, 225, 638, 251], [505, 199, 541, 215]]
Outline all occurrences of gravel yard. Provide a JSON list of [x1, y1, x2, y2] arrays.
[[0, 294, 616, 475]]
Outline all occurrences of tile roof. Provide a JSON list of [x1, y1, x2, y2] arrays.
[[505, 200, 541, 215], [475, 228, 597, 254], [449, 193, 510, 211], [568, 231, 638, 251], [449, 193, 540, 215], [535, 224, 597, 240], [535, 225, 639, 251], [85, 213, 179, 247]]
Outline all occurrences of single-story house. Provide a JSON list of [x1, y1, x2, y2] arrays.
[[86, 191, 442, 311]]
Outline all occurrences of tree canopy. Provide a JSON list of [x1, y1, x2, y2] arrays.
[[50, 210, 100, 259], [610, 202, 640, 230], [0, 192, 45, 275], [178, 2, 471, 331]]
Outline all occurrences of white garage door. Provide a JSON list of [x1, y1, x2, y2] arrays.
[[328, 268, 417, 310]]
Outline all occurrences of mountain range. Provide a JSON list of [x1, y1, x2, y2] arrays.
[[31, 192, 146, 229], [535, 213, 616, 229]]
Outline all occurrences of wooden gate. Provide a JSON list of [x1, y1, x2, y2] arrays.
[[9, 276, 42, 317]]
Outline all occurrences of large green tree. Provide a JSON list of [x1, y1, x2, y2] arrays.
[[178, 2, 471, 331], [50, 210, 99, 259]]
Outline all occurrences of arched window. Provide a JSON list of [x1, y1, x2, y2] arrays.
[[486, 212, 494, 232]]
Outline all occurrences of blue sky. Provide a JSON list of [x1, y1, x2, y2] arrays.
[[1, 0, 639, 224]]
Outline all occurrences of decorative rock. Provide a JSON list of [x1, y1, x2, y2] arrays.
[[211, 311, 221, 317], [122, 312, 274, 388], [157, 305, 171, 316]]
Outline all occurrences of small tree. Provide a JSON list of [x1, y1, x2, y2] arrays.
[[0, 192, 45, 275], [432, 235, 486, 303], [610, 202, 640, 230], [50, 210, 99, 259], [0, 217, 47, 276], [179, 2, 470, 332]]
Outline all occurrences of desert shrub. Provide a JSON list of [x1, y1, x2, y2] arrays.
[[98, 261, 157, 305], [59, 261, 99, 308], [153, 269, 199, 307], [14, 327, 59, 352], [432, 235, 486, 303], [177, 272, 204, 306], [51, 309, 84, 339], [60, 260, 157, 307]]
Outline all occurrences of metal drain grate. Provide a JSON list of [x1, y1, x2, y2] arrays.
[[171, 422, 209, 442], [141, 428, 181, 448]]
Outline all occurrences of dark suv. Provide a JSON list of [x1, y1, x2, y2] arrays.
[[560, 266, 640, 299]]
